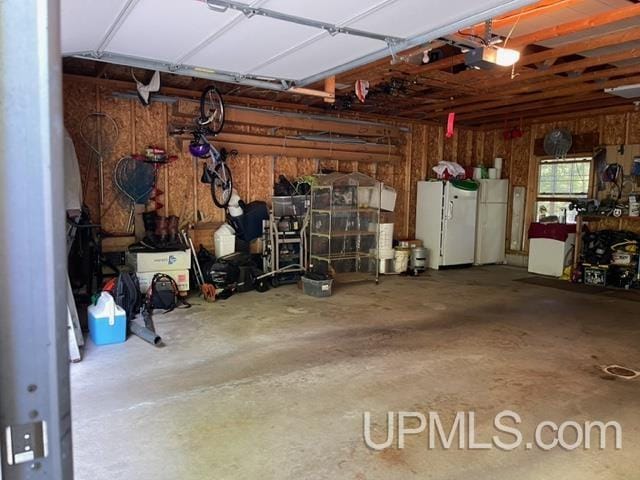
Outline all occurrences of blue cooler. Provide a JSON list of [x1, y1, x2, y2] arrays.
[[88, 292, 127, 345]]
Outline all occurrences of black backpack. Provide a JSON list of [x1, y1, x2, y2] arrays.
[[114, 272, 142, 320], [147, 273, 190, 312]]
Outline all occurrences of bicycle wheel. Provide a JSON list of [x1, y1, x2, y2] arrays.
[[211, 162, 233, 208], [199, 86, 225, 134]]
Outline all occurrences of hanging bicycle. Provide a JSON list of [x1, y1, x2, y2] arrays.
[[178, 85, 236, 208]]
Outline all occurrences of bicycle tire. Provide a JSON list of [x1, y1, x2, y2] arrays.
[[211, 162, 233, 208], [199, 86, 225, 135]]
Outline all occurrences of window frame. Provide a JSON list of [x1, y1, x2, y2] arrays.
[[534, 154, 595, 223]]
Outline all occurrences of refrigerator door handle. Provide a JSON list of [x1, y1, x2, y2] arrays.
[[446, 200, 454, 220]]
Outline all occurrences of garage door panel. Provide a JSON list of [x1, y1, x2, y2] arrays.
[[106, 0, 242, 63], [62, 0, 537, 83], [251, 34, 381, 80], [61, 0, 130, 54], [349, 0, 508, 37], [187, 15, 319, 75]]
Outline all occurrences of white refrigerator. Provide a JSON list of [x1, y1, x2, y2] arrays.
[[474, 179, 509, 265], [416, 181, 478, 270]]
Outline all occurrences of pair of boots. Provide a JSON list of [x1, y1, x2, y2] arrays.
[[143, 212, 180, 246]]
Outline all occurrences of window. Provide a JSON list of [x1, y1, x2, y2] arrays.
[[536, 157, 592, 224]]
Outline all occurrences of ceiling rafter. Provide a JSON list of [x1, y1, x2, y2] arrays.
[[419, 73, 640, 120], [335, 0, 609, 85], [477, 102, 639, 130], [465, 97, 634, 127], [404, 51, 640, 115], [401, 27, 640, 116], [456, 92, 621, 122]]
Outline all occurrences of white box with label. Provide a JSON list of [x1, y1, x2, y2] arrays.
[[137, 270, 190, 293], [126, 250, 191, 273]]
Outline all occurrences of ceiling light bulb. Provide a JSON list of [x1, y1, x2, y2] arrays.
[[494, 47, 520, 67]]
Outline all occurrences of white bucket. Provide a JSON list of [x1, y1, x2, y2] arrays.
[[394, 248, 410, 273], [488, 168, 498, 179], [473, 167, 482, 180]]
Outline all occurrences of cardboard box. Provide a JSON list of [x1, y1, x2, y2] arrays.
[[190, 222, 222, 252], [137, 269, 190, 293], [102, 236, 136, 253], [126, 250, 191, 273], [249, 238, 264, 254]]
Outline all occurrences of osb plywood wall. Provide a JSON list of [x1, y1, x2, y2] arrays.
[[63, 78, 413, 238], [405, 111, 640, 250], [65, 75, 639, 252], [405, 123, 502, 239], [485, 111, 640, 252]]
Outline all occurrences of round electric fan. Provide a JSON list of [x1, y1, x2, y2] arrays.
[[544, 128, 573, 158]]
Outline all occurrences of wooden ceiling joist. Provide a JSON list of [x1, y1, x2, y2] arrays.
[[459, 0, 584, 35], [457, 93, 626, 123], [476, 47, 640, 90], [505, 2, 640, 48], [466, 97, 634, 127], [409, 61, 640, 118], [422, 73, 640, 120], [478, 102, 639, 130], [403, 31, 640, 117], [355, 2, 640, 92], [509, 26, 640, 70]]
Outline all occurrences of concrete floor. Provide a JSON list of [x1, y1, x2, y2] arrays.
[[71, 266, 640, 480]]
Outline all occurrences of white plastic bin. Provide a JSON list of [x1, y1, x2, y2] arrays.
[[214, 224, 236, 258]]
